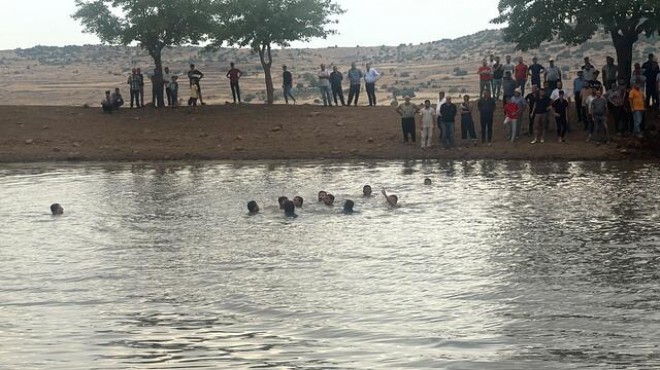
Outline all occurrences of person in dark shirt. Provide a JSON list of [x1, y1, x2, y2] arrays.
[[282, 65, 296, 104], [531, 89, 552, 144], [136, 68, 145, 107], [151, 68, 164, 108], [283, 200, 298, 218], [525, 85, 539, 136], [439, 96, 458, 149], [492, 56, 504, 100], [589, 70, 603, 92], [330, 66, 346, 106], [528, 57, 545, 88], [551, 90, 570, 143], [477, 90, 496, 144], [641, 53, 659, 109], [111, 88, 124, 110], [226, 62, 242, 104], [188, 64, 205, 105]]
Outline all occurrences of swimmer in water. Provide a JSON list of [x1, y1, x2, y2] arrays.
[[283, 200, 297, 218], [343, 200, 355, 214], [381, 189, 398, 207], [247, 200, 260, 215], [50, 203, 64, 215], [278, 196, 289, 209], [424, 178, 432, 185], [363, 185, 372, 197], [293, 196, 304, 208], [323, 193, 335, 206], [317, 191, 327, 202]]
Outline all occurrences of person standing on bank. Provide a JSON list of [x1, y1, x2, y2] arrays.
[[127, 68, 141, 108], [227, 62, 243, 104], [364, 63, 380, 106], [396, 96, 419, 144], [515, 57, 529, 96], [551, 90, 570, 143], [478, 90, 496, 145], [602, 56, 618, 91], [163, 66, 173, 106], [460, 95, 478, 145], [531, 88, 552, 144], [282, 65, 296, 105], [136, 68, 145, 107], [528, 57, 545, 91], [347, 62, 363, 106], [188, 64, 205, 105], [492, 56, 504, 100], [151, 67, 164, 108], [439, 96, 458, 149], [545, 59, 562, 92], [330, 65, 346, 106], [478, 60, 493, 98], [435, 91, 447, 142], [573, 70, 586, 124], [318, 64, 333, 106], [419, 99, 436, 149]]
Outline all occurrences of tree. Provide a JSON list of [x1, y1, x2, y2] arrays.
[[210, 0, 344, 104], [73, 0, 212, 77], [492, 0, 660, 84]]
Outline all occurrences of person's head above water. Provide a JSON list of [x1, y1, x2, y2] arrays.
[[318, 190, 327, 202], [293, 196, 304, 208], [363, 185, 372, 196], [283, 200, 297, 217], [278, 196, 289, 209], [247, 200, 259, 214], [424, 178, 432, 185], [343, 200, 355, 214], [323, 193, 335, 206], [50, 203, 64, 215], [381, 189, 398, 207]]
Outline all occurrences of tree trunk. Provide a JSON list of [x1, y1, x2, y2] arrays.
[[258, 43, 274, 105], [610, 30, 637, 87], [148, 46, 165, 107]]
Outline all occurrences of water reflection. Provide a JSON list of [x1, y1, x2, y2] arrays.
[[0, 160, 659, 369]]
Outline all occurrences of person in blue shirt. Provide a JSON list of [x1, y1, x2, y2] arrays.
[[573, 70, 586, 125], [347, 62, 363, 106]]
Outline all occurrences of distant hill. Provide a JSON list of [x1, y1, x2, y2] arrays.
[[1, 29, 658, 106]]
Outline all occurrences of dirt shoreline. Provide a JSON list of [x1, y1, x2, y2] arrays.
[[0, 104, 651, 163]]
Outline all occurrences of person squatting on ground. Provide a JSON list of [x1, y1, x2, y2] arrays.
[[101, 90, 114, 113], [318, 64, 333, 107], [227, 62, 242, 104], [111, 88, 124, 110], [364, 63, 380, 106], [419, 99, 436, 149], [396, 96, 419, 144], [282, 65, 296, 105], [460, 95, 477, 145], [439, 96, 458, 149], [330, 66, 346, 106]]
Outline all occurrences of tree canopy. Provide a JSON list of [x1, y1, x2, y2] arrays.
[[73, 0, 213, 70], [209, 0, 345, 104], [492, 0, 660, 83]]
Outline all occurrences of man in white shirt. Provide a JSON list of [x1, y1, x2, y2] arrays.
[[163, 66, 173, 106], [419, 99, 436, 149], [550, 81, 564, 101], [318, 64, 332, 107], [545, 59, 562, 91], [503, 55, 515, 76], [364, 63, 380, 106], [435, 91, 446, 143]]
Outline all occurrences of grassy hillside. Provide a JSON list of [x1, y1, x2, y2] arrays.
[[1, 29, 658, 106]]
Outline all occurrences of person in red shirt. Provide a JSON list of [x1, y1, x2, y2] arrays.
[[478, 60, 493, 98], [503, 97, 521, 143], [226, 62, 243, 104], [514, 57, 529, 96]]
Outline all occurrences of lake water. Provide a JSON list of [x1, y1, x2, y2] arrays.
[[1, 160, 660, 369]]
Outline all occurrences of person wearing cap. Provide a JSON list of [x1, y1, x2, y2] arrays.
[[545, 59, 562, 92], [282, 65, 296, 105], [601, 56, 618, 91], [551, 90, 570, 143], [515, 57, 529, 96], [573, 70, 587, 124], [396, 96, 419, 144], [330, 65, 346, 106], [582, 57, 597, 81], [528, 57, 545, 90], [127, 68, 141, 108]]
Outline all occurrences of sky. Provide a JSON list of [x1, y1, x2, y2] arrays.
[[1, 0, 502, 50]]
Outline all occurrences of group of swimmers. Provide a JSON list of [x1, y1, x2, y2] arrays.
[[246, 180, 434, 218]]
